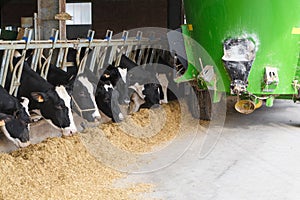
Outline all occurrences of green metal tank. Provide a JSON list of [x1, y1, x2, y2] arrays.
[[181, 0, 300, 112]]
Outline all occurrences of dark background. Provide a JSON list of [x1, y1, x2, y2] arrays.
[[0, 0, 183, 39]]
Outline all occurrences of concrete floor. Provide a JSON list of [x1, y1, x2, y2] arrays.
[[125, 99, 300, 200]]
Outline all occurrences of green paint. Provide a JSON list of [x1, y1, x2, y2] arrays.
[[175, 25, 198, 83], [183, 0, 300, 98], [266, 96, 275, 107]]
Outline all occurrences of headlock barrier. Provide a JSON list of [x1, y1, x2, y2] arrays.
[[0, 28, 166, 97]]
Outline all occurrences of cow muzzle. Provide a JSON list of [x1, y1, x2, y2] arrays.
[[94, 115, 102, 122], [61, 127, 77, 136], [0, 125, 31, 148]]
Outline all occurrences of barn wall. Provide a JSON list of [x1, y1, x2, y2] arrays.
[[1, 0, 36, 27], [0, 0, 168, 39], [66, 25, 92, 39], [83, 0, 167, 38], [167, 0, 183, 30]]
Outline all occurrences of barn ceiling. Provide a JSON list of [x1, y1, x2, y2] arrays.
[[0, 0, 9, 7], [0, 0, 92, 8], [0, 0, 24, 8]]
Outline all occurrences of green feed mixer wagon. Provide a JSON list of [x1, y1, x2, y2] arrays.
[[176, 0, 300, 119]]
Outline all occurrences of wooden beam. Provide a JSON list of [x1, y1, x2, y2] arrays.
[[59, 0, 66, 40]]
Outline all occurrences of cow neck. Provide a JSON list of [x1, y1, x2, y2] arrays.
[[23, 64, 53, 92], [118, 67, 127, 84], [54, 86, 77, 132]]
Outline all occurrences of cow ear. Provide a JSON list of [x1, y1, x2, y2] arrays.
[[0, 120, 5, 127], [64, 81, 74, 95], [65, 85, 73, 95], [103, 73, 110, 78], [31, 92, 48, 103]]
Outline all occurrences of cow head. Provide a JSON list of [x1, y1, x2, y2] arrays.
[[0, 86, 31, 132], [101, 65, 130, 105], [72, 75, 101, 122], [31, 86, 77, 135], [127, 67, 150, 86], [16, 97, 31, 125], [95, 80, 124, 123], [0, 113, 30, 148], [115, 68, 130, 105], [142, 83, 161, 109], [128, 82, 161, 113]]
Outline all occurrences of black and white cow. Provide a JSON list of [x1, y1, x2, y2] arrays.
[[117, 55, 163, 112], [0, 113, 30, 148], [99, 63, 130, 105], [38, 64, 77, 90], [72, 69, 102, 122], [0, 85, 31, 125], [0, 85, 30, 147], [70, 64, 123, 123], [151, 56, 174, 104], [95, 78, 124, 123], [128, 82, 161, 113], [26, 48, 102, 123], [98, 55, 162, 112], [24, 49, 77, 93], [11, 54, 77, 136]]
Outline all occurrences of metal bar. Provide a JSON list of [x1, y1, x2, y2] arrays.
[[10, 50, 25, 96], [0, 29, 162, 89], [89, 46, 100, 72], [34, 13, 39, 40], [137, 45, 147, 65], [125, 45, 133, 57], [149, 48, 157, 64], [40, 30, 58, 79], [107, 45, 118, 65], [0, 50, 9, 87], [60, 47, 69, 70], [38, 49, 45, 70], [0, 39, 159, 50], [11, 30, 33, 96], [143, 46, 152, 65], [41, 48, 54, 79], [55, 48, 64, 68], [78, 30, 95, 73], [96, 46, 109, 74], [129, 45, 138, 61], [30, 48, 41, 71]]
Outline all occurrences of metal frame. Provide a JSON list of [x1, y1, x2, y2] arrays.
[[0, 28, 164, 96]]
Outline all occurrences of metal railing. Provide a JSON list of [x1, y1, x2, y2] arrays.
[[0, 28, 165, 96]]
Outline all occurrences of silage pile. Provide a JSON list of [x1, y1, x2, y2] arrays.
[[0, 100, 204, 200], [79, 100, 202, 172], [0, 135, 153, 200], [100, 100, 182, 153]]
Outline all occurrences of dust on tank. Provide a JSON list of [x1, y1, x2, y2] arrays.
[[222, 38, 257, 95]]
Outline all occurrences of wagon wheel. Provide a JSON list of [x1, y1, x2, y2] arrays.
[[188, 85, 212, 120]]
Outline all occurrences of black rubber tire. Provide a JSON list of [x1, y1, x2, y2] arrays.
[[188, 86, 212, 120]]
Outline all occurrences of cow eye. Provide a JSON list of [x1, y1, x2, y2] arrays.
[[78, 91, 86, 97], [55, 105, 64, 110], [13, 110, 20, 117]]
